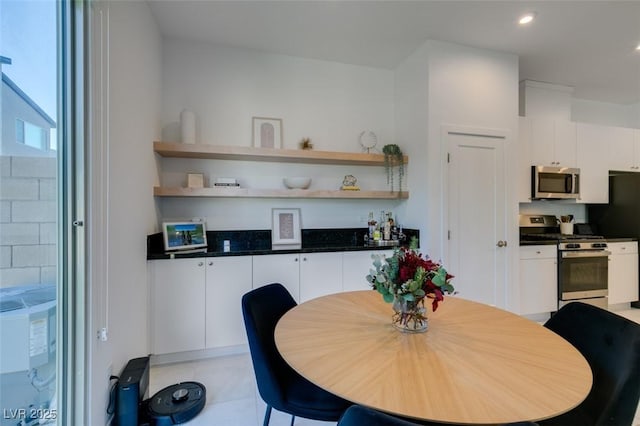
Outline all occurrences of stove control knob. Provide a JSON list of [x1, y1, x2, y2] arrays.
[[566, 243, 580, 249]]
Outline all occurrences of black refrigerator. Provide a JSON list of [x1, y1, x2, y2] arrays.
[[589, 172, 640, 238], [588, 172, 640, 306]]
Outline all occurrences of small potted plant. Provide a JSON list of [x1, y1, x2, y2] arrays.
[[382, 144, 405, 193]]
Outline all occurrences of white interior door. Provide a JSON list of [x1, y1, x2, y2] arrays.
[[446, 130, 507, 307]]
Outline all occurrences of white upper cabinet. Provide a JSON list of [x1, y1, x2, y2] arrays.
[[576, 123, 610, 204], [525, 117, 577, 168], [517, 117, 532, 203], [518, 117, 577, 203], [608, 127, 640, 172]]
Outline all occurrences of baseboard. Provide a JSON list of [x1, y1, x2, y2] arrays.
[[150, 344, 248, 366]]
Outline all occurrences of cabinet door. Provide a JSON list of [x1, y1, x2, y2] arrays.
[[576, 123, 609, 204], [608, 242, 639, 305], [150, 259, 206, 354], [343, 250, 394, 292], [205, 256, 253, 348], [634, 130, 640, 169], [554, 120, 577, 167], [252, 254, 300, 302], [519, 246, 557, 315], [517, 117, 532, 203], [528, 118, 556, 166], [608, 126, 636, 171], [300, 252, 343, 302], [528, 118, 576, 167]]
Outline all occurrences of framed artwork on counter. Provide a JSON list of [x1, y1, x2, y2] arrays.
[[272, 208, 301, 249]]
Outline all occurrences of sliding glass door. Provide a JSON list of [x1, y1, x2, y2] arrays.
[[0, 1, 86, 425]]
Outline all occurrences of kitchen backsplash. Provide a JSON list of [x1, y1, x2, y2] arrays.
[[519, 201, 587, 223]]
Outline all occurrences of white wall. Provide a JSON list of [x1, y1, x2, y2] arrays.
[[572, 98, 640, 128], [519, 80, 574, 121], [425, 40, 518, 259], [159, 40, 407, 231], [393, 44, 430, 243], [87, 1, 162, 425], [394, 40, 519, 309]]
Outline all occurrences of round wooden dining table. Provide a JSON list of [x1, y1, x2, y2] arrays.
[[274, 291, 592, 425]]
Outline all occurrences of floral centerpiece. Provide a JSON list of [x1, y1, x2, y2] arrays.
[[366, 241, 455, 332]]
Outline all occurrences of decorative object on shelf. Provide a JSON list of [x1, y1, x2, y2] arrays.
[[252, 117, 282, 149], [300, 138, 313, 150], [359, 130, 378, 153], [382, 144, 405, 193], [366, 241, 455, 333], [180, 109, 196, 144], [272, 208, 301, 250], [213, 177, 239, 187], [187, 173, 204, 188], [340, 174, 360, 191], [283, 177, 312, 189]]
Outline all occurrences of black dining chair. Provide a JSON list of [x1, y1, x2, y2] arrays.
[[338, 405, 540, 426], [338, 405, 422, 426], [539, 302, 640, 426], [241, 283, 351, 426]]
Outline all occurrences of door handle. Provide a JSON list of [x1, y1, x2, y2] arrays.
[[496, 240, 507, 248]]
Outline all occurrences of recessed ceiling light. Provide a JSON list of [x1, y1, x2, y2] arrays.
[[519, 13, 536, 25], [636, 43, 640, 51]]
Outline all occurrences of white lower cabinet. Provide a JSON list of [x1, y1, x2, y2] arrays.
[[252, 253, 301, 302], [205, 256, 252, 348], [150, 257, 252, 355], [150, 249, 392, 355], [252, 252, 343, 303], [150, 258, 206, 355], [342, 250, 394, 292], [519, 246, 558, 315], [608, 242, 639, 305], [299, 252, 343, 302]]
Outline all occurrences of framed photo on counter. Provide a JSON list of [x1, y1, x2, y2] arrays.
[[272, 208, 301, 249]]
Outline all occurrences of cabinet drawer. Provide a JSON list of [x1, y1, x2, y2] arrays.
[[519, 245, 557, 260], [608, 241, 638, 255]]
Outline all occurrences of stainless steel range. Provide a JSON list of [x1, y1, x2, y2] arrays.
[[520, 215, 610, 310]]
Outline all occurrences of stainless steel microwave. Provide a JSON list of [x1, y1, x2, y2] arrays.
[[531, 166, 580, 200]]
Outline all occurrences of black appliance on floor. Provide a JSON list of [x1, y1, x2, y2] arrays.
[[114, 356, 206, 425], [588, 171, 640, 307]]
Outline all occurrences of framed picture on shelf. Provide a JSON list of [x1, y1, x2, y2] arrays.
[[272, 208, 301, 249], [252, 117, 282, 149], [187, 173, 204, 188]]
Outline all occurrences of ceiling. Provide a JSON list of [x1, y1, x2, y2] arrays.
[[147, 0, 640, 105]]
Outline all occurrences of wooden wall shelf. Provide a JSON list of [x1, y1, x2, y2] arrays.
[[153, 142, 408, 166], [154, 187, 408, 200]]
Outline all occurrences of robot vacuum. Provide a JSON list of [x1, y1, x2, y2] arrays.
[[146, 381, 206, 425]]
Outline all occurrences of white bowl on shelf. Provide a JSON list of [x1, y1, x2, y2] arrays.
[[283, 177, 312, 189]]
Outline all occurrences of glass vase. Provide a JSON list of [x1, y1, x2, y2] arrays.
[[392, 296, 428, 333]]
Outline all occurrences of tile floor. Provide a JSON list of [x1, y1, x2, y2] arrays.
[[150, 307, 640, 426]]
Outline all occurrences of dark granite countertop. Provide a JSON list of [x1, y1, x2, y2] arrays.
[[520, 237, 638, 246]]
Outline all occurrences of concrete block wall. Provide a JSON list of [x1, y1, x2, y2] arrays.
[[0, 156, 57, 288]]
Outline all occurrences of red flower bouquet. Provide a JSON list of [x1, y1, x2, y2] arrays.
[[367, 246, 455, 331]]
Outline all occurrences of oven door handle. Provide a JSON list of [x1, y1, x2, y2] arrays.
[[561, 250, 611, 259]]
